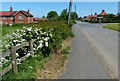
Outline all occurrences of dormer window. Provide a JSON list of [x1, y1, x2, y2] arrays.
[[3, 17, 6, 19], [19, 16, 23, 19]]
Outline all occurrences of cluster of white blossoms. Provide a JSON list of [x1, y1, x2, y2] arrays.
[[0, 26, 53, 67]]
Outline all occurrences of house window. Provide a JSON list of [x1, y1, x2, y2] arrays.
[[19, 16, 23, 19], [19, 21, 23, 23], [3, 17, 6, 19]]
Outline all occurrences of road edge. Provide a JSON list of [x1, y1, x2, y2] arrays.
[[79, 27, 118, 79]]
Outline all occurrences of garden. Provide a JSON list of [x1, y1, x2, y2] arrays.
[[0, 21, 74, 79]]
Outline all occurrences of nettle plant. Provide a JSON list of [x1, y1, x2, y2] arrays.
[[0, 27, 56, 68]]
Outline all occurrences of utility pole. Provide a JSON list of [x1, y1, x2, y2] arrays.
[[68, 0, 72, 24], [75, 4, 76, 13], [75, 4, 77, 20], [91, 8, 92, 16]]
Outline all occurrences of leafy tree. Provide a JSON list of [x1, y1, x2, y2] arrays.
[[42, 16, 46, 18], [77, 17, 83, 21], [103, 14, 115, 22], [71, 12, 78, 20], [59, 9, 68, 21], [47, 11, 59, 20]]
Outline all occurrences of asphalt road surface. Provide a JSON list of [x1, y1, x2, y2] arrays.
[[59, 22, 118, 79]]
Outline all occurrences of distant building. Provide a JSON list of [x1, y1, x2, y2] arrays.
[[83, 10, 108, 22], [33, 18, 48, 23], [0, 7, 34, 24], [0, 7, 47, 24]]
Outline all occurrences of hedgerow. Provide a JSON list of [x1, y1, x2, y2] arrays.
[[1, 21, 74, 79]]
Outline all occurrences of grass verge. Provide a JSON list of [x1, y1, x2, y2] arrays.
[[103, 24, 120, 31], [35, 38, 72, 79]]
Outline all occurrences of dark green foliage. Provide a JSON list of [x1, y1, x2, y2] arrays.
[[89, 14, 120, 23], [59, 9, 68, 21], [2, 21, 74, 79], [47, 11, 59, 20], [77, 17, 83, 21], [71, 12, 78, 20], [42, 15, 46, 18]]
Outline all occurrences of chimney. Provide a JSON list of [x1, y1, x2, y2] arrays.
[[95, 13, 97, 15], [102, 10, 105, 12], [28, 9, 30, 13], [10, 6, 13, 12]]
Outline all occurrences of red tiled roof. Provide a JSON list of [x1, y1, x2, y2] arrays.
[[93, 14, 98, 18], [0, 10, 33, 17], [0, 11, 17, 16], [99, 12, 107, 16], [21, 11, 33, 16], [33, 18, 48, 21], [98, 10, 108, 16], [84, 15, 93, 20]]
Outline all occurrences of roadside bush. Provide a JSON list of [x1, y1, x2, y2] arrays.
[[1, 21, 74, 79], [69, 19, 76, 27]]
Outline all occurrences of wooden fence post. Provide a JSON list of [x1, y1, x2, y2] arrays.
[[11, 46, 18, 74], [29, 39, 34, 56]]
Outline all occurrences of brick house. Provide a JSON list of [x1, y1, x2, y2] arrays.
[[0, 7, 34, 24], [83, 10, 108, 22]]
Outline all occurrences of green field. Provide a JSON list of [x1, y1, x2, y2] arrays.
[[1, 24, 26, 36], [103, 24, 120, 32]]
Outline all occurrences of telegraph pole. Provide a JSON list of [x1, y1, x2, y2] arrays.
[[68, 0, 72, 24], [75, 4, 77, 20], [75, 4, 76, 13], [91, 8, 92, 16]]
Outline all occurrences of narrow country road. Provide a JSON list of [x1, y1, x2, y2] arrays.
[[59, 22, 118, 79]]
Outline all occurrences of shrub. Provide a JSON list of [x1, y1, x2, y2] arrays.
[[1, 21, 74, 79]]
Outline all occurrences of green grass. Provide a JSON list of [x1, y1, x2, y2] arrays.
[[103, 24, 120, 32], [2, 53, 50, 79], [1, 25, 24, 36]]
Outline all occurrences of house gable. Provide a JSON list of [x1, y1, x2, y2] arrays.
[[14, 11, 29, 23]]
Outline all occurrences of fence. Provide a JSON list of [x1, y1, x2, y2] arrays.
[[0, 39, 36, 77]]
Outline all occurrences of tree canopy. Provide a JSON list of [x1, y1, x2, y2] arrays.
[[59, 9, 68, 21], [47, 11, 59, 20], [71, 12, 78, 20], [42, 16, 46, 18]]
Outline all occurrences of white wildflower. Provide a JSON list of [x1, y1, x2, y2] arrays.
[[16, 53, 19, 57], [17, 62, 21, 65], [44, 37, 49, 41], [9, 24, 12, 26], [1, 58, 5, 60], [37, 43, 43, 48], [26, 53, 30, 57], [50, 33, 53, 37], [17, 58, 21, 63], [29, 66, 33, 69], [39, 40, 43, 43], [16, 43, 21, 46], [13, 40, 18, 42], [45, 42, 48, 47]]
